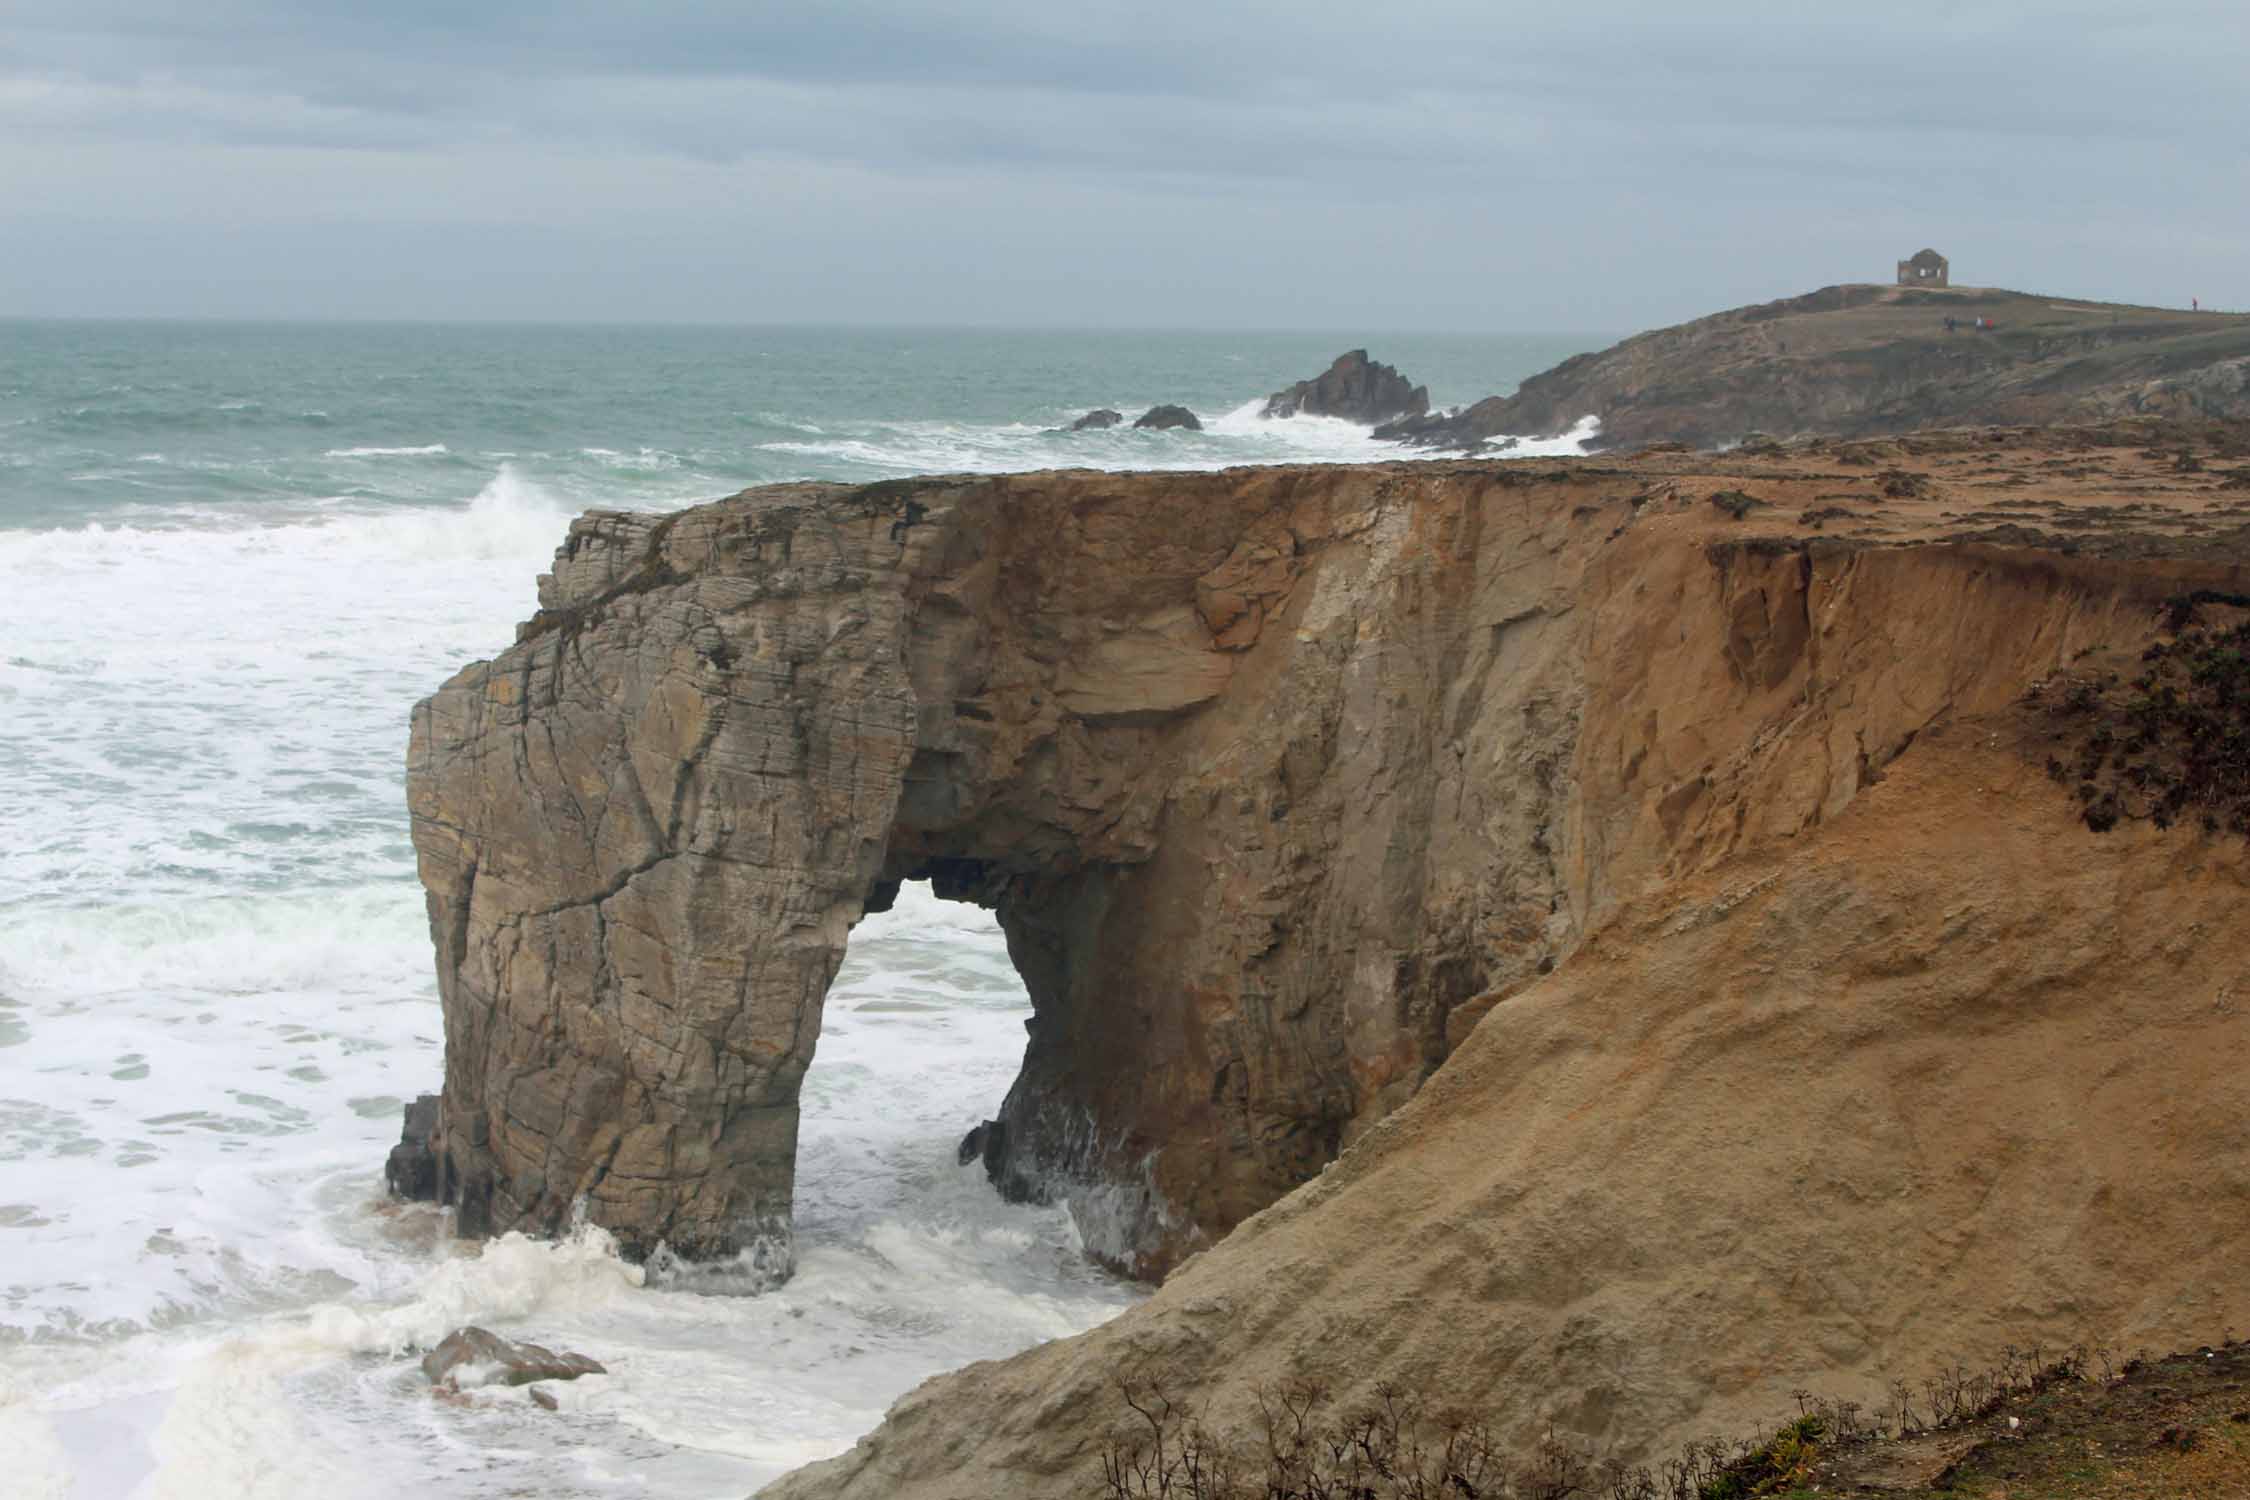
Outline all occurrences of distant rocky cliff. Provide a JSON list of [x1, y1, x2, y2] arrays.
[[1384, 284, 2250, 451]]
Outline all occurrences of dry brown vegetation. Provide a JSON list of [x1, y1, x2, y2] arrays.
[[1096, 1341, 2250, 1500], [2032, 593, 2250, 833]]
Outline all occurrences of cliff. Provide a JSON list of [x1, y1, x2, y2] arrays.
[[401, 456, 1607, 1277], [1382, 284, 2250, 452], [393, 419, 2250, 1493], [748, 421, 2250, 1495]]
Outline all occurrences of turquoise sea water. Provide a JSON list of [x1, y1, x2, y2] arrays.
[[0, 321, 1600, 1499]]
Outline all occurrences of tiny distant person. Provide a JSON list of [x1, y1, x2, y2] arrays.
[[2193, 297, 2200, 311], [1945, 316, 1957, 333]]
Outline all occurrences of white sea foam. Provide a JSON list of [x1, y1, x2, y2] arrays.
[[578, 446, 685, 470], [322, 444, 449, 458], [1, 883, 1134, 1496], [752, 399, 1598, 480], [0, 465, 575, 1346], [1487, 413, 1603, 455], [0, 1380, 74, 1500]]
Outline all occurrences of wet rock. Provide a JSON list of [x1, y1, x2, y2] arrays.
[[1370, 408, 1467, 447], [529, 1387, 559, 1412], [1132, 404, 1201, 430], [957, 1118, 1005, 1173], [384, 1093, 440, 1201], [1263, 349, 1429, 425], [1069, 409, 1123, 431], [420, 1326, 605, 1390]]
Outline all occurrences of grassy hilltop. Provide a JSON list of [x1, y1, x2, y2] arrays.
[[1387, 284, 2250, 451]]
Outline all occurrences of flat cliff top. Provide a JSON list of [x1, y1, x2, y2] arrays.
[[1404, 415, 2250, 566], [1402, 285, 2250, 452]]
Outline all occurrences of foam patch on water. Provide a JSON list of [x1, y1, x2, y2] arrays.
[[0, 1382, 73, 1500], [750, 399, 1600, 481], [0, 465, 574, 1341], [323, 445, 449, 459], [1487, 413, 1603, 455], [3, 882, 1136, 1498]]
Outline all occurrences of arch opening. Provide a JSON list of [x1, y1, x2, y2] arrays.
[[789, 879, 1044, 1261]]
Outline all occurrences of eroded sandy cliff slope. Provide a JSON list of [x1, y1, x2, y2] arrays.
[[763, 422, 2250, 1496]]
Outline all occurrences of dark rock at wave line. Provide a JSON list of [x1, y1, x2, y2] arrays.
[[385, 1093, 440, 1201], [1133, 404, 1202, 431], [1070, 408, 1124, 431], [1371, 409, 1469, 446], [421, 1326, 606, 1389], [1264, 349, 1429, 425]]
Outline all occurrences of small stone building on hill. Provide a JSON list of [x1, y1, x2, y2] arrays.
[[1897, 248, 1949, 288]]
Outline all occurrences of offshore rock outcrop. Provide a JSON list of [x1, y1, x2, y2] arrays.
[[401, 460, 1602, 1277], [1263, 349, 1429, 425], [1131, 404, 1201, 430]]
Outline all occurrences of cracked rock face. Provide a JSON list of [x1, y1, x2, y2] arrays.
[[400, 463, 1598, 1277]]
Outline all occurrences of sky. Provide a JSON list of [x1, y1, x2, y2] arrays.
[[3, 1, 2245, 331]]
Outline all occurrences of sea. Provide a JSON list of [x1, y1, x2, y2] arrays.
[[0, 321, 1600, 1499]]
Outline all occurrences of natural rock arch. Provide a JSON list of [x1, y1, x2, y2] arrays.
[[398, 454, 2128, 1280], [394, 463, 1602, 1279]]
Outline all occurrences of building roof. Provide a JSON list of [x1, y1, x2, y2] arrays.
[[1904, 248, 1947, 267]]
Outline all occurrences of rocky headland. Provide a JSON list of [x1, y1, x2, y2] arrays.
[[1383, 284, 2250, 452], [392, 413, 2250, 1495]]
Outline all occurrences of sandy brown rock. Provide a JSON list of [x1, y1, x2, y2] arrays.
[[403, 461, 1601, 1275], [400, 417, 2250, 1312], [755, 423, 2250, 1497]]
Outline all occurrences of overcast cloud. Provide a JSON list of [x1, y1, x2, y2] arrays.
[[2, 1, 2243, 329]]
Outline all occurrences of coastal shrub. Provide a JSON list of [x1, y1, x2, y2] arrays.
[[1875, 468, 1930, 499], [1094, 1343, 2127, 1500], [2031, 599, 2250, 833]]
